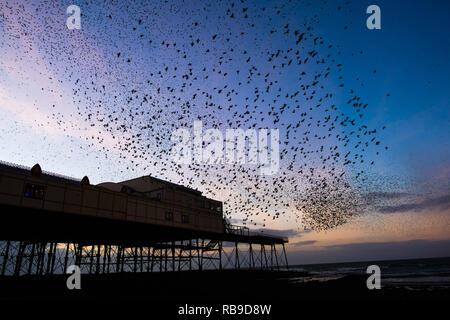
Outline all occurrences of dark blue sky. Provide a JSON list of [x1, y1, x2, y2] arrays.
[[0, 0, 449, 263]]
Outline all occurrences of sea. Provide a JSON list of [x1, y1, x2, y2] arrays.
[[289, 256, 450, 288]]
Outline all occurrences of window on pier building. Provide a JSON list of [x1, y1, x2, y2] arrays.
[[24, 183, 46, 200]]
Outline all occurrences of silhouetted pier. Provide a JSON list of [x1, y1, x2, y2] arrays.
[[0, 161, 288, 276]]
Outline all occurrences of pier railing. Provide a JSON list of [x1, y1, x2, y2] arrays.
[[225, 223, 288, 242]]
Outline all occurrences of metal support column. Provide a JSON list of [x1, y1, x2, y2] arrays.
[[1, 241, 11, 276], [282, 243, 289, 270]]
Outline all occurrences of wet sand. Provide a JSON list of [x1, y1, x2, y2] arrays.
[[1, 270, 448, 315]]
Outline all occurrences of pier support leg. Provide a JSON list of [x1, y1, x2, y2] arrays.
[[235, 242, 240, 270], [219, 241, 222, 271], [27, 242, 35, 275], [63, 243, 70, 274], [1, 241, 11, 276], [282, 243, 289, 270], [14, 241, 25, 276]]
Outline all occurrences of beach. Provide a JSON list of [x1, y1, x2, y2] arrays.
[[1, 259, 449, 302], [1, 266, 448, 317]]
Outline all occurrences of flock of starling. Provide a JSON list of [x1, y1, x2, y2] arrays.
[[1, 1, 393, 231]]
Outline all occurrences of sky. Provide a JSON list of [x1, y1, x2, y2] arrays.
[[0, 0, 449, 264]]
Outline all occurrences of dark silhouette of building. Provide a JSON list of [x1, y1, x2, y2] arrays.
[[0, 161, 288, 276]]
